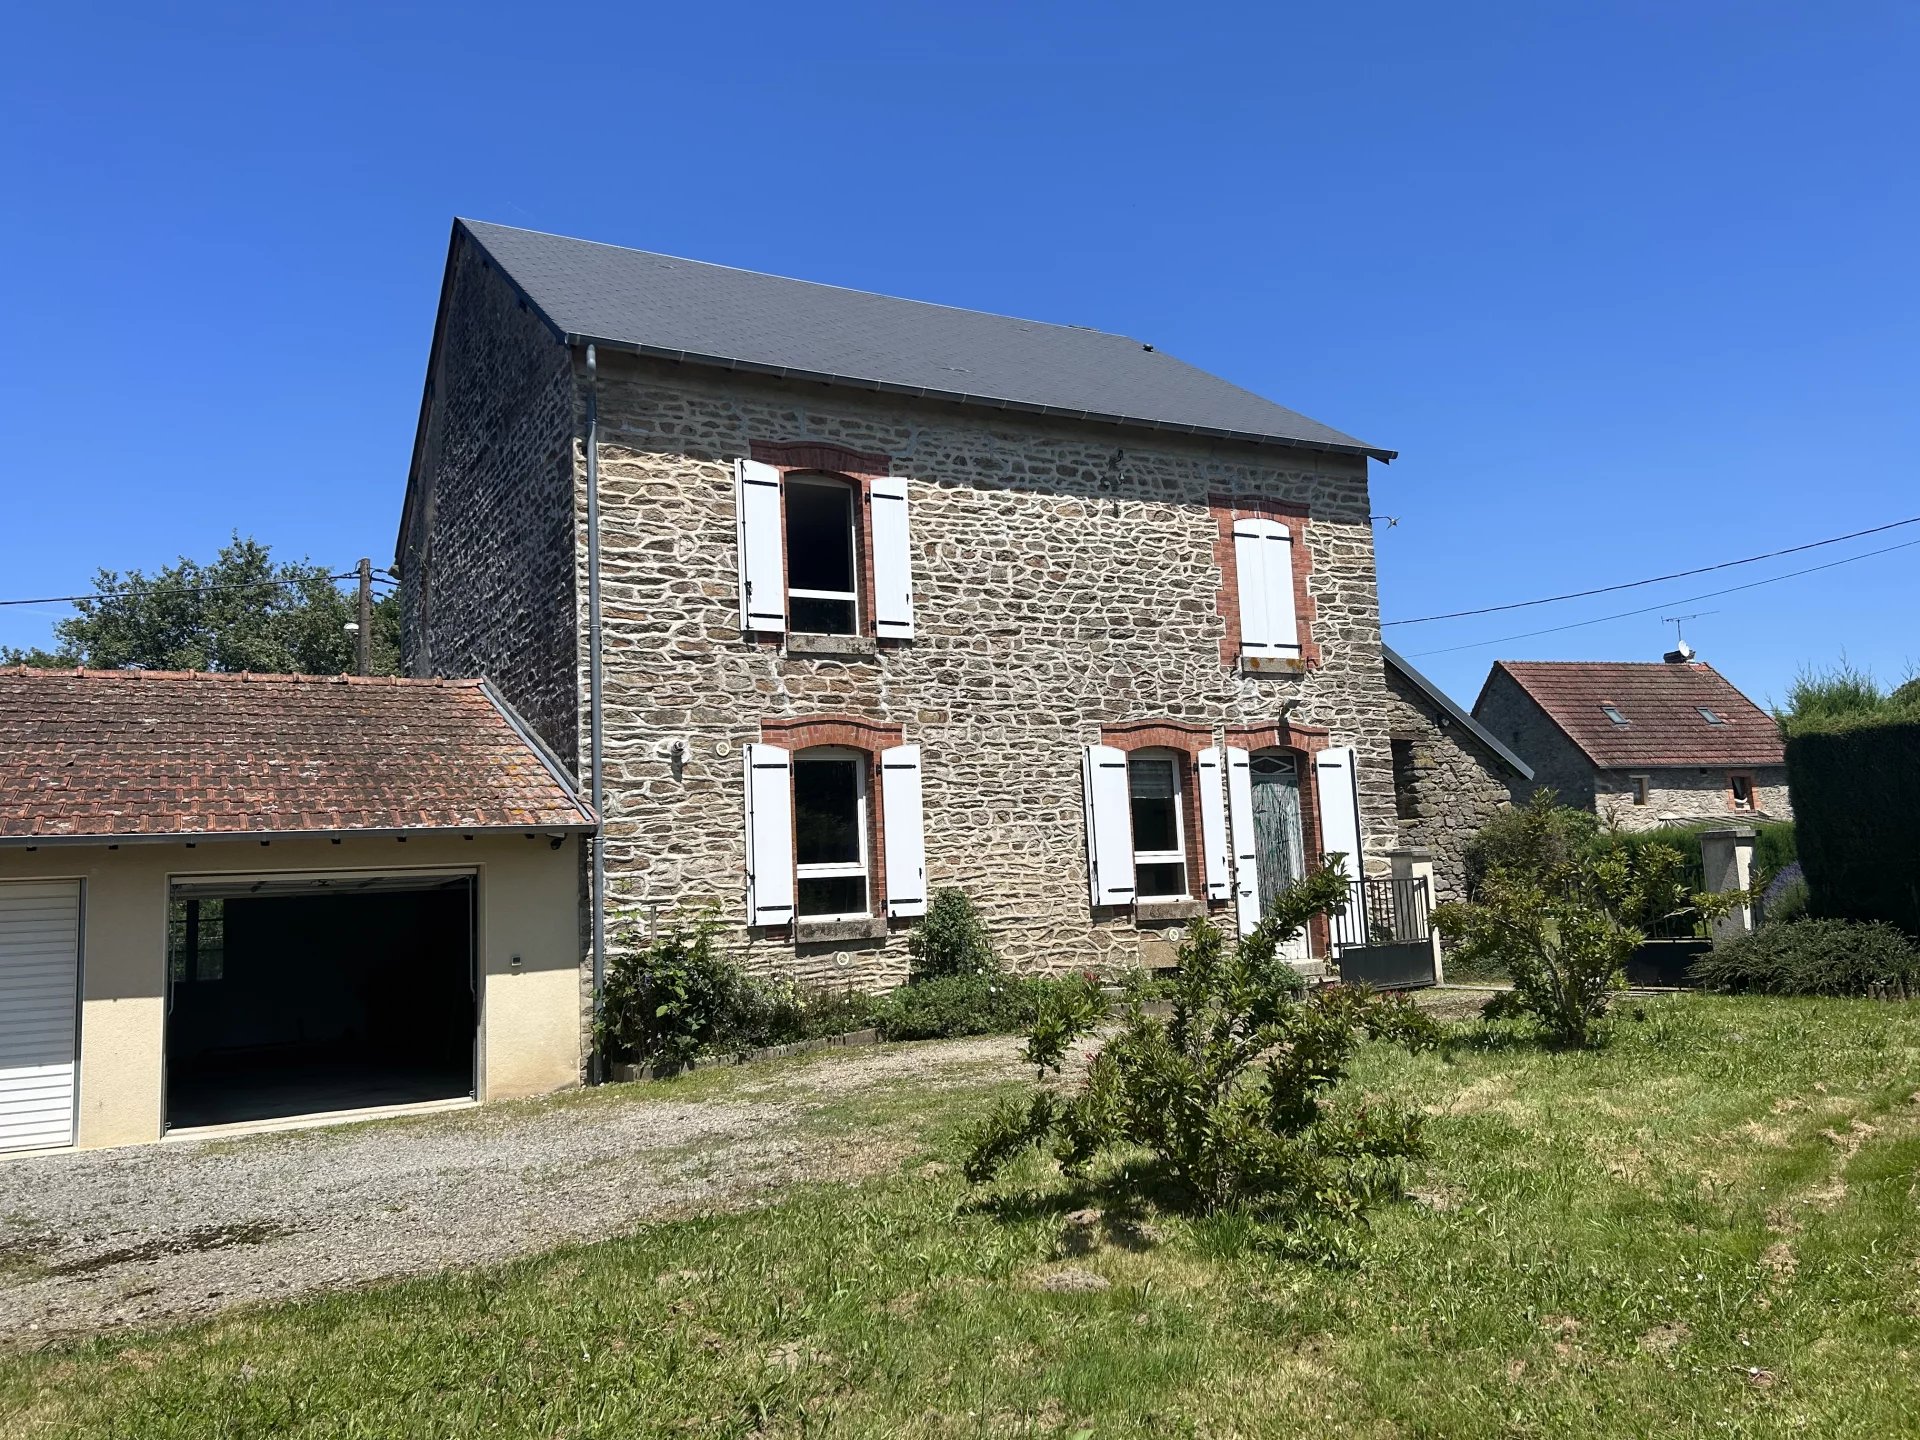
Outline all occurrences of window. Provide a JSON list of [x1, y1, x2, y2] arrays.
[[1698, 707, 1727, 725], [166, 897, 225, 982], [793, 748, 869, 918], [1601, 704, 1629, 727], [1730, 773, 1755, 811], [1390, 738, 1420, 821], [784, 475, 859, 635], [1630, 775, 1649, 806], [1128, 751, 1189, 899]]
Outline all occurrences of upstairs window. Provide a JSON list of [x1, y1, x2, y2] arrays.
[[792, 748, 870, 919], [1630, 775, 1649, 806], [785, 475, 860, 636], [1601, 704, 1630, 727], [1730, 773, 1755, 811], [1128, 751, 1189, 900], [1698, 707, 1727, 725]]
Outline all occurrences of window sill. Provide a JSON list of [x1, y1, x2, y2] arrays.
[[786, 633, 878, 659], [1135, 899, 1206, 923], [794, 915, 889, 944], [1239, 655, 1307, 677]]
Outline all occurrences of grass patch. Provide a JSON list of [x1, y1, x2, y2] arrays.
[[5, 997, 1920, 1437]]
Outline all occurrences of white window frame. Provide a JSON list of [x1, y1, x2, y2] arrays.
[[1128, 749, 1190, 902], [792, 746, 872, 921], [784, 474, 861, 636]]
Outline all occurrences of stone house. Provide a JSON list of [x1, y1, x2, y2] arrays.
[[395, 218, 1513, 1010], [1472, 658, 1792, 831], [1381, 646, 1533, 904]]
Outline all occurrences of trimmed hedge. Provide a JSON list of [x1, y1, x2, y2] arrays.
[[1785, 720, 1920, 936], [1695, 918, 1920, 998]]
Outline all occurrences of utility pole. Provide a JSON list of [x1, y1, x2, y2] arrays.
[[355, 557, 372, 676]]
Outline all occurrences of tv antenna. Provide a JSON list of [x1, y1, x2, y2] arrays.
[[1660, 609, 1716, 661]]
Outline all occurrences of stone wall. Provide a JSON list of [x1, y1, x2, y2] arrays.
[[1382, 662, 1519, 904], [577, 351, 1397, 989], [397, 240, 581, 769], [1595, 765, 1793, 831], [1472, 668, 1594, 810]]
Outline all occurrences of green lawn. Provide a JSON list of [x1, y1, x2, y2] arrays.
[[6, 995, 1920, 1438]]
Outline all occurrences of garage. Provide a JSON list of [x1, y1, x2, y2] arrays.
[[0, 667, 595, 1152], [165, 874, 478, 1129]]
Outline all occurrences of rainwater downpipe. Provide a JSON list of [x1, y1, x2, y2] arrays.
[[585, 343, 608, 1084]]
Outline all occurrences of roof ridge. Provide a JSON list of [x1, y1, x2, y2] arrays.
[[0, 667, 481, 687]]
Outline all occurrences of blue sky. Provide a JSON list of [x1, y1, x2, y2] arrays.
[[2, 2, 1914, 708]]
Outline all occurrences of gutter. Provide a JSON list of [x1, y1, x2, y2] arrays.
[[584, 343, 609, 1085], [0, 824, 595, 850]]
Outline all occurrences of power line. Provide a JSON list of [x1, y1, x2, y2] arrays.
[[1406, 536, 1920, 659], [1384, 514, 1920, 627], [0, 572, 365, 610]]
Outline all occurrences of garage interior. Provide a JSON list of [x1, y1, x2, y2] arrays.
[[165, 873, 476, 1130]]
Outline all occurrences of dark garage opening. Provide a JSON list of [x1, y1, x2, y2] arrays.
[[165, 874, 475, 1129]]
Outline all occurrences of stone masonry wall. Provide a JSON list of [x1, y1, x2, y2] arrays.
[[577, 351, 1397, 990], [397, 239, 581, 768], [1595, 764, 1793, 831], [1472, 668, 1594, 810], [1382, 663, 1517, 904]]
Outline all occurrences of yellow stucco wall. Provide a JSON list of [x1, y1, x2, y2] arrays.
[[0, 833, 584, 1150]]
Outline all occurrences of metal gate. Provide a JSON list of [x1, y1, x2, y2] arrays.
[[1331, 876, 1436, 989]]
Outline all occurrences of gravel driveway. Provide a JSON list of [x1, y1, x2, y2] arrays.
[[0, 1036, 1024, 1344]]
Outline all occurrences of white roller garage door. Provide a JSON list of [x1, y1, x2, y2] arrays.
[[0, 881, 80, 1151]]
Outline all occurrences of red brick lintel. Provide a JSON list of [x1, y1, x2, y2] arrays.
[[759, 715, 905, 753], [1099, 720, 1213, 756], [749, 440, 892, 477]]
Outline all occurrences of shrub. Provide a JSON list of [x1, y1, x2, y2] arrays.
[[908, 888, 997, 980], [1761, 862, 1809, 926], [1463, 795, 1599, 900], [599, 907, 878, 1067], [962, 861, 1440, 1217], [1436, 793, 1737, 1047], [874, 971, 1103, 1042], [1694, 918, 1920, 998], [1785, 719, 1920, 936]]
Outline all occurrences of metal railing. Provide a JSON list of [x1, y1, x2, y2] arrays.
[[1332, 875, 1432, 950]]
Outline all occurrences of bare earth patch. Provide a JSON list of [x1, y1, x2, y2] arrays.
[[0, 1036, 1029, 1344]]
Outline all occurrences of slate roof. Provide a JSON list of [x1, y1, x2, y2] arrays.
[[0, 669, 595, 844], [1477, 661, 1785, 770], [456, 219, 1392, 460], [1383, 646, 1533, 779]]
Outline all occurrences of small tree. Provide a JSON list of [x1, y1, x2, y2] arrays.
[[963, 860, 1439, 1217], [908, 888, 997, 980], [1434, 793, 1730, 1047]]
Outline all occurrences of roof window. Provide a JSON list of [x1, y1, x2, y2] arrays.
[[1601, 704, 1630, 727], [1698, 707, 1727, 725]]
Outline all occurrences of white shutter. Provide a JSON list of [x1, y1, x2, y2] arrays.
[[1225, 747, 1261, 937], [1232, 518, 1301, 662], [870, 476, 915, 640], [1316, 746, 1363, 877], [0, 880, 80, 1151], [880, 744, 927, 918], [1197, 747, 1231, 901], [1081, 744, 1136, 907], [735, 459, 786, 633], [743, 744, 795, 926]]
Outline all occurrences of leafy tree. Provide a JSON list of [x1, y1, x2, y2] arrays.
[[1777, 658, 1920, 735], [1, 535, 398, 675], [1435, 793, 1739, 1047], [963, 860, 1440, 1217]]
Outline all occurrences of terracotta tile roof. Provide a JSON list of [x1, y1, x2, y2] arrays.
[[0, 669, 595, 843], [1480, 660, 1785, 770]]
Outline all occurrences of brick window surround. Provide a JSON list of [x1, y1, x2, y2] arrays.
[[1209, 495, 1319, 669], [1227, 719, 1333, 956], [749, 441, 893, 645], [1100, 721, 1219, 911], [760, 715, 906, 924]]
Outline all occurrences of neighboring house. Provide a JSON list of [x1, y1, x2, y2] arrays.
[[396, 217, 1475, 1000], [1472, 658, 1792, 831], [1382, 646, 1533, 904], [0, 668, 592, 1153]]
